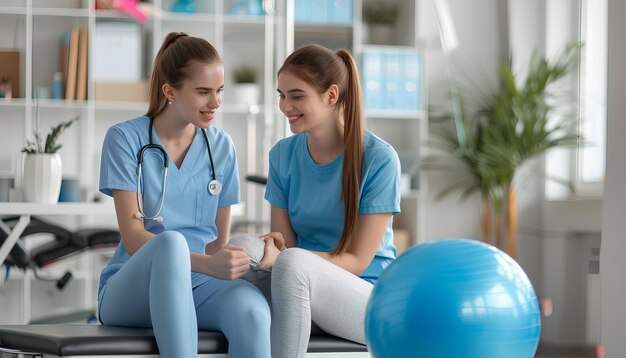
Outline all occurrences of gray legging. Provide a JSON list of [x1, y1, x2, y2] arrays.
[[229, 234, 373, 358]]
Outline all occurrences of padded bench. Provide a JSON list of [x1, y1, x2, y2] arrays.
[[0, 324, 369, 357]]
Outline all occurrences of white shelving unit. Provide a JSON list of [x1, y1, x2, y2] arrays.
[[0, 0, 287, 226], [0, 0, 287, 324], [285, 0, 428, 247], [0, 0, 427, 323]]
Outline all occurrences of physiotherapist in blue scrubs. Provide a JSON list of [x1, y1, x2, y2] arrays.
[[97, 32, 271, 358]]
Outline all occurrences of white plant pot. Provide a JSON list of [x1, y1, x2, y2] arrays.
[[233, 83, 260, 106], [22, 153, 63, 204]]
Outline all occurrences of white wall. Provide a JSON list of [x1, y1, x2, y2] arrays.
[[506, 0, 546, 294], [419, 0, 507, 244], [424, 0, 605, 346], [420, 0, 547, 288], [537, 0, 604, 345], [507, 0, 609, 346], [600, 0, 626, 355]]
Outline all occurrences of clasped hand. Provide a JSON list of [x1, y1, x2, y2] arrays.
[[207, 245, 250, 280], [258, 232, 286, 270]]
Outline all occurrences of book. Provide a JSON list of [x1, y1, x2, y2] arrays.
[[65, 27, 79, 101], [76, 30, 88, 101], [0, 51, 20, 98]]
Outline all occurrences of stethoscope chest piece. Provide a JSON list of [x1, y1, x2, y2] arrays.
[[208, 179, 222, 195]]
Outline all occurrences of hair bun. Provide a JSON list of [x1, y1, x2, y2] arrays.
[[163, 32, 189, 49]]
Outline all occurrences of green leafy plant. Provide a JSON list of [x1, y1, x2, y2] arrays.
[[21, 117, 78, 154], [363, 0, 399, 25], [233, 65, 258, 84], [426, 43, 582, 257]]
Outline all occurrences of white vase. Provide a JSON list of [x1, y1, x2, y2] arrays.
[[22, 153, 63, 204], [233, 83, 260, 106]]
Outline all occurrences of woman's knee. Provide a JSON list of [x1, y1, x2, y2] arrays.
[[272, 248, 315, 285], [223, 286, 271, 357], [240, 301, 271, 331], [152, 231, 187, 249], [227, 282, 271, 328], [274, 248, 311, 272], [150, 231, 190, 266], [229, 234, 264, 263]]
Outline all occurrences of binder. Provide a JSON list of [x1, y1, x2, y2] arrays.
[[362, 49, 384, 111], [58, 31, 70, 97]]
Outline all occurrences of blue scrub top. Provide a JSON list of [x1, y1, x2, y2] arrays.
[[264, 131, 401, 282], [98, 116, 240, 295]]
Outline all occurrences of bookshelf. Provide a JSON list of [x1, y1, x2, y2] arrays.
[[0, 0, 287, 228], [0, 0, 428, 324], [286, 0, 429, 247], [0, 0, 288, 325]]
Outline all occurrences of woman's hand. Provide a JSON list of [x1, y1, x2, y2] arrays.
[[205, 245, 250, 280], [259, 236, 281, 270], [260, 232, 287, 251]]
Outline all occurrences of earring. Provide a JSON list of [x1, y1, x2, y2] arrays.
[[168, 98, 173, 105]]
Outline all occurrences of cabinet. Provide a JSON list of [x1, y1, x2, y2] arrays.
[[0, 0, 287, 226], [283, 0, 428, 247]]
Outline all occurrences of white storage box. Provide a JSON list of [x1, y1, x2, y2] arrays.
[[94, 21, 143, 82]]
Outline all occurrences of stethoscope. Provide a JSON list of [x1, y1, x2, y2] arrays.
[[134, 118, 222, 222]]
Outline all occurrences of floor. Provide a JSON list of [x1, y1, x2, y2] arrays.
[[536, 356, 594, 358], [535, 344, 597, 358]]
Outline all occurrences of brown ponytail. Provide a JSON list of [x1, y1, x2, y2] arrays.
[[334, 49, 364, 254], [278, 45, 364, 254], [146, 32, 222, 119]]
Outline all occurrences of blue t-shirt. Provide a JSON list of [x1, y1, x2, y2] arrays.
[[98, 116, 240, 296], [264, 131, 401, 282]]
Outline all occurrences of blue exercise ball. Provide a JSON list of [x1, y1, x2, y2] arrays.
[[365, 238, 541, 358]]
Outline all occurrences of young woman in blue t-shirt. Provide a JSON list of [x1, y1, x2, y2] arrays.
[[233, 44, 401, 358]]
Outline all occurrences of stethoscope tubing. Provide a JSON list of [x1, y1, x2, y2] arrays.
[[201, 124, 217, 183], [137, 161, 168, 221], [136, 118, 220, 222]]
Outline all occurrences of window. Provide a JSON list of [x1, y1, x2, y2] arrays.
[[545, 0, 606, 199], [577, 0, 607, 193]]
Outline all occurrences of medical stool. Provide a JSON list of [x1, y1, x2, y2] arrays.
[[0, 324, 369, 357]]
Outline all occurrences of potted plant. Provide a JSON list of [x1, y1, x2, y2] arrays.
[[426, 44, 582, 259], [362, 0, 399, 45], [21, 117, 78, 203], [232, 65, 259, 107]]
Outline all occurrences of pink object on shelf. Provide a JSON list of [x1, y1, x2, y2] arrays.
[[112, 0, 148, 23]]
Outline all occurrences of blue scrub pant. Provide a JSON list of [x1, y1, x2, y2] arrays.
[[98, 231, 271, 358]]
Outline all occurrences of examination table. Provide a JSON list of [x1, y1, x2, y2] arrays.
[[1, 211, 369, 357], [0, 324, 369, 357]]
